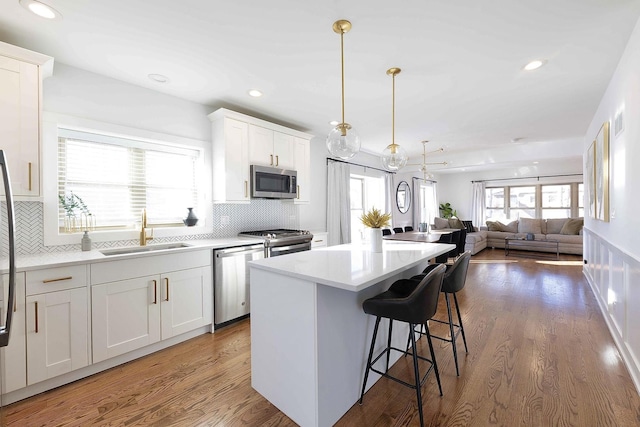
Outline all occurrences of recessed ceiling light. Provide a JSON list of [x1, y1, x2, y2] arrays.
[[19, 0, 62, 20], [148, 73, 169, 83], [248, 89, 263, 97], [523, 59, 546, 71], [329, 120, 339, 126], [533, 161, 539, 164]]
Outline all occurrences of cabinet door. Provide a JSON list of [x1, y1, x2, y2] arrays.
[[160, 267, 212, 339], [292, 137, 311, 204], [273, 132, 294, 169], [248, 125, 275, 167], [26, 287, 88, 385], [92, 276, 161, 363], [0, 56, 40, 196], [1, 273, 26, 393], [222, 118, 250, 203]]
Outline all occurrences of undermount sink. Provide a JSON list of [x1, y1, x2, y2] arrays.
[[100, 242, 192, 256]]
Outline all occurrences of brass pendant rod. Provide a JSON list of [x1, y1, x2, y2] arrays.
[[340, 30, 345, 127], [392, 71, 395, 146]]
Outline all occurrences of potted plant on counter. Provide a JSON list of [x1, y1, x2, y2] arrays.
[[360, 207, 392, 253]]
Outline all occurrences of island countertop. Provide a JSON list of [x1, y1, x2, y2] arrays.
[[248, 240, 455, 292]]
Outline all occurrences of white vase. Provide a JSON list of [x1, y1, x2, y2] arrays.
[[370, 228, 383, 253]]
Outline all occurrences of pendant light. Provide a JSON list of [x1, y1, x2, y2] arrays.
[[326, 20, 361, 159], [381, 68, 408, 171], [412, 140, 447, 180]]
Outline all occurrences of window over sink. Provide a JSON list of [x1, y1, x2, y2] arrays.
[[42, 113, 211, 246]]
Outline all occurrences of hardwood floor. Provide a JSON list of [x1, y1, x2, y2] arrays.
[[6, 249, 640, 426]]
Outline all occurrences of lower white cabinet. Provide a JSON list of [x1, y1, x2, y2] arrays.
[[311, 232, 328, 249], [1, 273, 26, 393], [25, 265, 89, 385], [91, 250, 212, 363]]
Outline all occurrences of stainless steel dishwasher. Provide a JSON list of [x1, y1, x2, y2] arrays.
[[213, 244, 265, 327]]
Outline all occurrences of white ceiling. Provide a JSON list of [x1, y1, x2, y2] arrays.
[[2, 0, 639, 173]]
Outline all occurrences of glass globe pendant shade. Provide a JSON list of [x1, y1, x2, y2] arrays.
[[326, 123, 360, 160], [381, 143, 408, 171]]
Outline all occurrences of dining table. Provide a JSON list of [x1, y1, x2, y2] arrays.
[[382, 229, 457, 243]]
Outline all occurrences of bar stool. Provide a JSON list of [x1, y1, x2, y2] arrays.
[[382, 228, 392, 236], [359, 264, 446, 427], [414, 251, 472, 376]]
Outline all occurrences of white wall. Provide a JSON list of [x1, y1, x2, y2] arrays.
[[582, 16, 640, 393], [43, 63, 212, 142]]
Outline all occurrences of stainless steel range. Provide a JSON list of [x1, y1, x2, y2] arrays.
[[213, 229, 313, 328], [238, 228, 313, 257]]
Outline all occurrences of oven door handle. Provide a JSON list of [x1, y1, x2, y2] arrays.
[[215, 244, 265, 258], [269, 242, 311, 256]]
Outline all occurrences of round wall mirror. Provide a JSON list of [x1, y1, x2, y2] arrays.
[[396, 181, 411, 214]]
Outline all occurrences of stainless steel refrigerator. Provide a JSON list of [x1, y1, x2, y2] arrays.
[[0, 150, 17, 425]]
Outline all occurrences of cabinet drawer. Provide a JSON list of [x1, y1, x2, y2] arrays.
[[26, 265, 88, 295]]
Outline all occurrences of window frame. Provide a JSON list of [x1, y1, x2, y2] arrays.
[[42, 112, 212, 247], [484, 182, 583, 222]]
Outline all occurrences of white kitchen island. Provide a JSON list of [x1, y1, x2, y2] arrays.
[[249, 241, 455, 427]]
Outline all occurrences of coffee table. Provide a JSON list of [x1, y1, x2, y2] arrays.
[[505, 237, 559, 260]]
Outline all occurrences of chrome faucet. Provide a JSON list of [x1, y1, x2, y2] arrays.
[[140, 208, 154, 246]]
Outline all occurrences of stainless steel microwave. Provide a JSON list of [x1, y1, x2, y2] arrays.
[[250, 165, 297, 199]]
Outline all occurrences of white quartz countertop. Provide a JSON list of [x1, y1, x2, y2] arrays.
[[249, 241, 455, 292], [0, 237, 261, 273]]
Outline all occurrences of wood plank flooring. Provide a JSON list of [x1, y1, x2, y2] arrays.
[[6, 249, 640, 426]]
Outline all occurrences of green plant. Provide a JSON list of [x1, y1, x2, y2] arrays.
[[59, 192, 92, 217], [439, 202, 457, 219], [360, 207, 392, 228]]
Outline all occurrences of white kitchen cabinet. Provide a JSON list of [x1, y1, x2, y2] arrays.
[[249, 126, 294, 170], [211, 116, 250, 203], [0, 42, 53, 198], [25, 265, 89, 385], [292, 137, 311, 204], [1, 272, 26, 393], [209, 108, 313, 204], [310, 232, 328, 249], [91, 250, 212, 363]]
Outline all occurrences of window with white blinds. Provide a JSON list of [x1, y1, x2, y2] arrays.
[[57, 128, 201, 231]]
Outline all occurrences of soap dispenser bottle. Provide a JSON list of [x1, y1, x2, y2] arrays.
[[81, 231, 92, 251]]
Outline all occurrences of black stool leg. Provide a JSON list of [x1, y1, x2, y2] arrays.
[[408, 322, 424, 427], [424, 322, 443, 396], [386, 319, 393, 373], [360, 316, 381, 404], [453, 293, 468, 353], [444, 293, 459, 376]]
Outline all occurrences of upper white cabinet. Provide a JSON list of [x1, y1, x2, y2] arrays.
[[249, 126, 294, 169], [211, 116, 250, 203], [0, 41, 53, 198], [292, 137, 310, 204], [208, 108, 312, 204]]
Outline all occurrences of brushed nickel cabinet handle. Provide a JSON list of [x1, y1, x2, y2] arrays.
[[153, 280, 157, 304], [34, 301, 39, 333], [28, 162, 32, 191], [275, 155, 279, 167], [270, 154, 273, 166], [14, 299, 16, 313], [165, 278, 169, 301], [42, 276, 72, 284], [297, 185, 300, 199], [244, 180, 248, 198]]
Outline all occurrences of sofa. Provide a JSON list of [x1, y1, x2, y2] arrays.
[[432, 217, 583, 256]]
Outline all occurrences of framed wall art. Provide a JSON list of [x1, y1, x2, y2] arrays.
[[586, 141, 596, 219], [595, 121, 610, 222]]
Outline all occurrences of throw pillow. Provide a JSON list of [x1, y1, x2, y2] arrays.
[[461, 220, 475, 234], [448, 218, 465, 229], [433, 217, 450, 230], [518, 218, 542, 234], [503, 220, 519, 233], [560, 218, 584, 235], [545, 218, 566, 234], [486, 220, 503, 231]]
